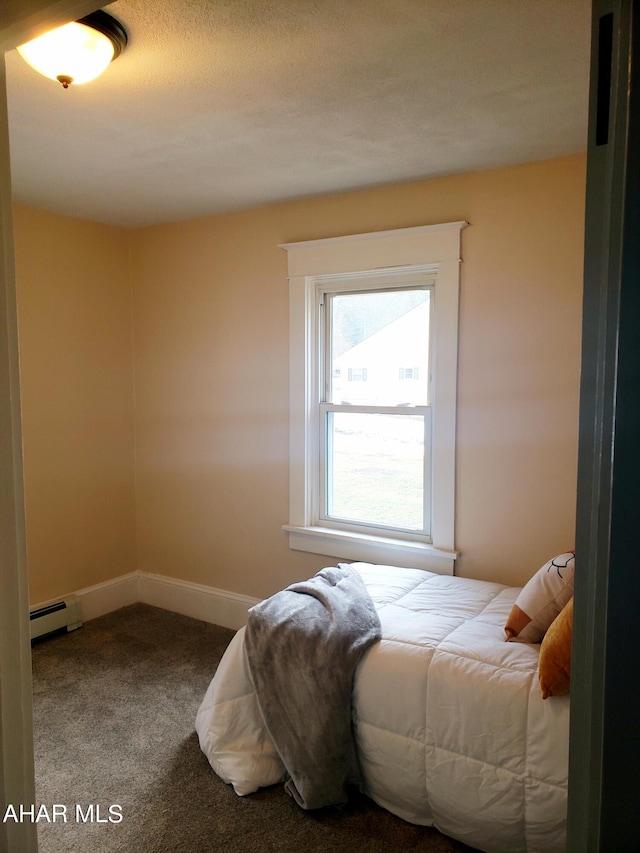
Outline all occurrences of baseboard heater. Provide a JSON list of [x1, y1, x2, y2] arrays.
[[30, 596, 83, 640]]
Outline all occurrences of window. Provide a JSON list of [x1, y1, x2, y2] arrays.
[[399, 367, 419, 380], [282, 222, 467, 573], [322, 282, 431, 535], [347, 367, 367, 382]]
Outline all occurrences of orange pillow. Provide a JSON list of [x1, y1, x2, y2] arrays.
[[505, 551, 575, 643], [538, 596, 573, 699]]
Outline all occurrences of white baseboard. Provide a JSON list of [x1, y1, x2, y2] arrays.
[[32, 571, 260, 633], [138, 571, 259, 631], [74, 572, 140, 622]]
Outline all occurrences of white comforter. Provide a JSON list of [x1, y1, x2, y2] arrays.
[[195, 563, 569, 853]]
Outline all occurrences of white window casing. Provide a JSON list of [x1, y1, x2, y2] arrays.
[[282, 222, 468, 574]]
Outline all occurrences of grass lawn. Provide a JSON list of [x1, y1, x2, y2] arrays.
[[329, 413, 424, 530]]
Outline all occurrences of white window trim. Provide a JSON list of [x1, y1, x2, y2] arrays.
[[281, 222, 468, 574]]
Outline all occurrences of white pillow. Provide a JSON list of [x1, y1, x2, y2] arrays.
[[504, 551, 575, 643]]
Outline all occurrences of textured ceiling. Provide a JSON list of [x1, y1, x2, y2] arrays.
[[5, 0, 591, 228]]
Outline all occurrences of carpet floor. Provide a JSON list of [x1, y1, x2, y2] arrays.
[[31, 603, 476, 853]]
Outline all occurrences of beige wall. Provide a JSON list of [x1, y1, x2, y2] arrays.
[[13, 154, 585, 605], [131, 153, 586, 596], [13, 205, 136, 603]]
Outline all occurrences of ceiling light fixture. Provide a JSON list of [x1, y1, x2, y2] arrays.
[[17, 10, 127, 89]]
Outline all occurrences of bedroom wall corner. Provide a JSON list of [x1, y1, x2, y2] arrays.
[[28, 569, 260, 631], [13, 204, 137, 605]]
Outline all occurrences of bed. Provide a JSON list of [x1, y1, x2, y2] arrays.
[[195, 561, 571, 853]]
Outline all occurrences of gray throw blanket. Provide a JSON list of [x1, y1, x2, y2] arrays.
[[244, 563, 382, 810]]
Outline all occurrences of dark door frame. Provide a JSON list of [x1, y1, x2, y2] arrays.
[[568, 1, 640, 849]]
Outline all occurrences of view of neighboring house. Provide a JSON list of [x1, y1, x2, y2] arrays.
[[332, 301, 430, 407]]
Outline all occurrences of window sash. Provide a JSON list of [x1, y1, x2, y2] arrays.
[[321, 282, 433, 405], [317, 278, 433, 540], [318, 403, 432, 539]]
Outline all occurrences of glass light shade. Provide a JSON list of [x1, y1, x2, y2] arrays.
[[17, 22, 115, 86]]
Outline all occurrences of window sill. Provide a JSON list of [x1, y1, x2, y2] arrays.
[[282, 524, 458, 575]]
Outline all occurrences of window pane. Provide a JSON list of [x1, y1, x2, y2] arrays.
[[330, 289, 430, 406], [326, 411, 424, 531]]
